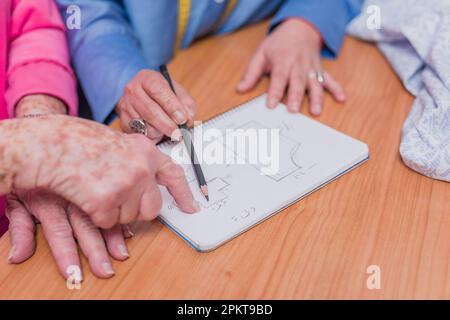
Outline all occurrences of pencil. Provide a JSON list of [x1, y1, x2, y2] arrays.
[[159, 64, 209, 202]]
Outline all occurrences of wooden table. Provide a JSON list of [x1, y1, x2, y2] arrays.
[[0, 21, 448, 300]]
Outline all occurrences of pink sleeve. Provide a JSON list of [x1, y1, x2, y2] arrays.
[[5, 0, 77, 117], [0, 197, 7, 237]]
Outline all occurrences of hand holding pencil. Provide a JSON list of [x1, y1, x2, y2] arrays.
[[116, 69, 197, 143], [159, 65, 209, 202]]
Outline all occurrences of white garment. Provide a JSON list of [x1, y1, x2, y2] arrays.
[[348, 0, 450, 182]]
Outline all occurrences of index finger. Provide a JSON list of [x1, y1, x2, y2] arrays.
[[156, 153, 199, 213], [68, 205, 116, 278], [142, 72, 189, 126], [267, 62, 290, 109], [237, 48, 266, 93], [36, 199, 82, 282], [5, 194, 36, 264], [174, 82, 197, 127]]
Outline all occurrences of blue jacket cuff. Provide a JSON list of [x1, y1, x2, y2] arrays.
[[271, 0, 360, 59], [73, 33, 149, 123]]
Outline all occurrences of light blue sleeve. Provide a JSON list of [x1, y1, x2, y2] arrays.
[[57, 0, 149, 123], [271, 0, 364, 58]]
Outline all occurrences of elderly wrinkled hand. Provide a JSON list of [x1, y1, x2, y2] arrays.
[[6, 190, 133, 280], [1, 94, 199, 280], [116, 70, 197, 143], [237, 18, 347, 115], [0, 115, 199, 230]]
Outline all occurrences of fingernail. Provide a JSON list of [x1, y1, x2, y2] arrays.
[[102, 262, 115, 276], [268, 98, 277, 109], [7, 245, 15, 264], [237, 81, 245, 90], [311, 105, 321, 116], [171, 129, 183, 142], [124, 225, 134, 238], [192, 200, 200, 212], [118, 244, 129, 257], [173, 111, 187, 125], [289, 103, 300, 113]]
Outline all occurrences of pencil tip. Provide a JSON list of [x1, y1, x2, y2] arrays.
[[200, 185, 209, 201]]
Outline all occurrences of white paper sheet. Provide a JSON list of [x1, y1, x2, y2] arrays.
[[158, 94, 369, 251]]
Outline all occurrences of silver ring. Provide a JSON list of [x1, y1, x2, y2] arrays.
[[308, 70, 325, 84], [129, 119, 147, 136], [316, 70, 325, 84]]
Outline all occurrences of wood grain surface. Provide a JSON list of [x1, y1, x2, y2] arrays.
[[0, 21, 448, 299]]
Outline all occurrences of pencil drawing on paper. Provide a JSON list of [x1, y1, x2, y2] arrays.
[[169, 175, 231, 213], [192, 176, 230, 210], [230, 120, 316, 181], [166, 119, 318, 214]]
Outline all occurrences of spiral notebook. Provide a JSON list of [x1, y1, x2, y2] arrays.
[[158, 94, 369, 252]]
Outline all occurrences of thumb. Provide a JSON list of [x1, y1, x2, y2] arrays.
[[5, 194, 36, 264], [237, 48, 266, 93], [174, 82, 197, 122]]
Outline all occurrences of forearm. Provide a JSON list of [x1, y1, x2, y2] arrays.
[[7, 0, 77, 118], [72, 34, 148, 123], [57, 0, 148, 123]]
